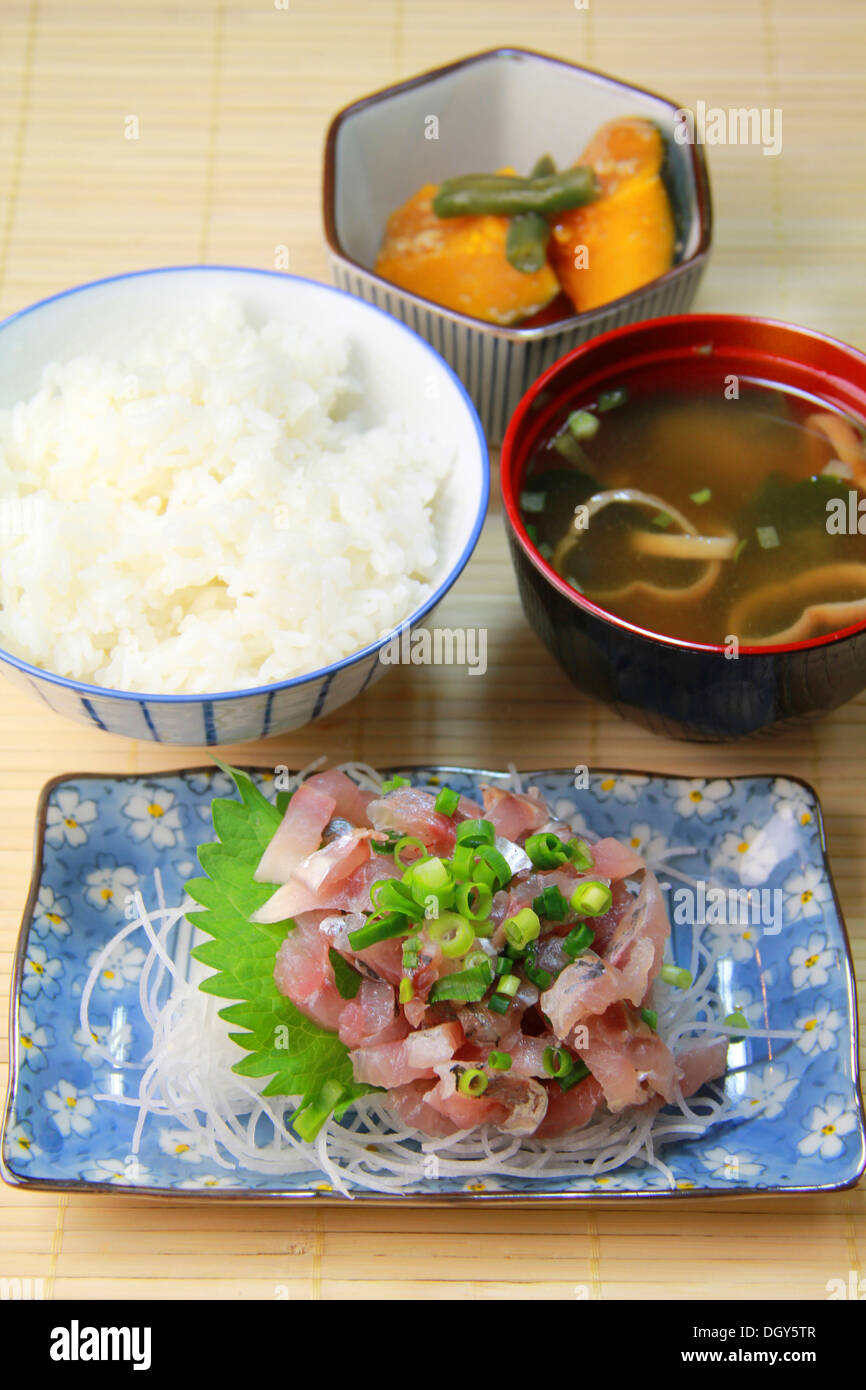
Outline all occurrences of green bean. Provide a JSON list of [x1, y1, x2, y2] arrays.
[[433, 165, 599, 219], [506, 211, 550, 273], [505, 154, 558, 273]]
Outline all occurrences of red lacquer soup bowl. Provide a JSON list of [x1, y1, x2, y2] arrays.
[[501, 314, 866, 741]]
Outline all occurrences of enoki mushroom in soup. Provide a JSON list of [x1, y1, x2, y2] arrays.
[[519, 381, 866, 646]]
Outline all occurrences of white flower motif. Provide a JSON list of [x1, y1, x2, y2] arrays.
[[158, 1126, 210, 1164], [700, 1145, 765, 1181], [770, 778, 816, 829], [783, 866, 832, 923], [551, 800, 595, 838], [711, 824, 778, 886], [624, 820, 671, 866], [733, 1063, 798, 1120], [788, 931, 836, 990], [705, 917, 759, 963], [32, 884, 72, 940], [798, 1094, 859, 1160], [5, 1121, 42, 1165], [85, 938, 146, 991], [592, 774, 649, 805], [17, 1005, 54, 1071], [671, 778, 732, 822], [81, 1155, 154, 1185], [726, 979, 777, 1028], [73, 1019, 134, 1067], [43, 1080, 97, 1137], [795, 1000, 844, 1055], [21, 944, 63, 999], [83, 857, 138, 912], [186, 770, 234, 797], [122, 788, 184, 849], [45, 787, 98, 847], [177, 1174, 242, 1190]]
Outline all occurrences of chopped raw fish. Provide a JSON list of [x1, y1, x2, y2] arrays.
[[535, 1075, 606, 1139], [304, 769, 376, 826], [589, 837, 647, 880], [572, 1002, 681, 1112], [367, 786, 458, 854], [350, 1021, 464, 1087], [603, 868, 669, 1001], [273, 913, 344, 1032], [540, 951, 632, 1035], [385, 1081, 461, 1138], [481, 784, 549, 841], [337, 978, 406, 1049], [676, 1038, 728, 1096], [293, 829, 373, 893], [254, 782, 335, 885]]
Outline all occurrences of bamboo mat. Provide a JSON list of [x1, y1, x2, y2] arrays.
[[1, 0, 864, 1301]]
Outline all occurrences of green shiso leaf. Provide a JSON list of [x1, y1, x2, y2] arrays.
[[185, 761, 377, 1137]]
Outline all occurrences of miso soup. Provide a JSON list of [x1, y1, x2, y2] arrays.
[[519, 381, 866, 646]]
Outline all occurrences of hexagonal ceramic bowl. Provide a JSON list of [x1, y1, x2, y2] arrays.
[[323, 47, 712, 443]]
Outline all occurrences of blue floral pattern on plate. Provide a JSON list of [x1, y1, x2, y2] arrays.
[[3, 767, 864, 1200]]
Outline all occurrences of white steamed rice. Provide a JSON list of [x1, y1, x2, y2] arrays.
[[0, 298, 452, 693]]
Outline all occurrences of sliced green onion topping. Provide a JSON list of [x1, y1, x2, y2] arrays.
[[567, 409, 600, 440], [428, 912, 475, 959], [372, 878, 421, 917], [456, 880, 493, 921], [408, 856, 454, 909], [523, 958, 553, 990], [450, 843, 477, 880], [566, 838, 594, 871], [402, 933, 422, 970], [640, 1007, 658, 1030], [597, 386, 628, 412], [496, 973, 520, 998], [525, 832, 569, 869], [504, 907, 541, 949], [556, 1059, 591, 1092], [347, 911, 410, 951], [428, 962, 493, 1004], [464, 950, 491, 972], [455, 818, 496, 848], [532, 884, 570, 921], [542, 1045, 574, 1079], [393, 834, 426, 867], [471, 844, 512, 892], [570, 880, 613, 917], [434, 786, 460, 816], [756, 525, 780, 550], [723, 1009, 749, 1042], [328, 947, 363, 1000], [563, 922, 595, 959], [487, 1050, 512, 1071], [381, 775, 411, 793], [398, 977, 414, 1004], [457, 1067, 488, 1097], [488, 993, 511, 1015], [690, 487, 712, 505], [660, 964, 693, 990]]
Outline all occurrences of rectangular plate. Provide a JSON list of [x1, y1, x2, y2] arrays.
[[3, 766, 864, 1201]]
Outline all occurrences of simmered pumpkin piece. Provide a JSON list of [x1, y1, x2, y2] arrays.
[[375, 180, 560, 326], [550, 117, 675, 314]]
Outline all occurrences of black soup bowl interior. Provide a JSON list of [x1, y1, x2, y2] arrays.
[[500, 314, 866, 741]]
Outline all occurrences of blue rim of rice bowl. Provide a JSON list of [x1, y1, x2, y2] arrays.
[[0, 265, 490, 704]]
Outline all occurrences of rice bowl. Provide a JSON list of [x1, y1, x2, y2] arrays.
[[0, 267, 488, 743]]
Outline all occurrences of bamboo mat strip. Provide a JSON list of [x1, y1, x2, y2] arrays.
[[0, 0, 865, 1300]]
